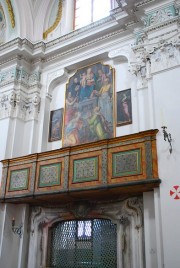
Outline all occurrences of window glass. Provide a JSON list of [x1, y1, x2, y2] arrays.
[[77, 220, 92, 238], [93, 0, 111, 22], [75, 0, 111, 30]]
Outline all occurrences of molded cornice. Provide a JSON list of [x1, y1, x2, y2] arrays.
[[0, 7, 137, 67], [0, 0, 178, 68]]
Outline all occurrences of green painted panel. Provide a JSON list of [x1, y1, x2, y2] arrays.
[[112, 149, 141, 177], [73, 157, 98, 183], [9, 168, 29, 191], [39, 163, 61, 187]]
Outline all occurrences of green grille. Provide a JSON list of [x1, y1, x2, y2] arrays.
[[47, 219, 117, 268]]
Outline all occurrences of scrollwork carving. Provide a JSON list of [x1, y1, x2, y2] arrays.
[[124, 197, 143, 229], [0, 91, 41, 120], [68, 201, 92, 219]]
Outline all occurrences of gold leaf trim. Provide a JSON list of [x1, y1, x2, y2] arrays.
[[5, 0, 15, 28], [43, 0, 62, 40]]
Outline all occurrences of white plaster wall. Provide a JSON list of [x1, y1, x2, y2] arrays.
[[115, 61, 139, 137], [0, 204, 29, 268], [153, 67, 180, 268], [22, 120, 39, 155], [0, 204, 6, 258], [143, 191, 158, 268], [137, 87, 150, 131], [12, 119, 26, 157], [47, 82, 66, 150], [0, 118, 9, 184], [0, 2, 179, 267]]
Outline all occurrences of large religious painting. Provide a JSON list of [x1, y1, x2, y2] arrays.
[[63, 63, 115, 146], [116, 89, 132, 126]]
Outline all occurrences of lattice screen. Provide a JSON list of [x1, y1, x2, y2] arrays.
[[47, 219, 117, 268]]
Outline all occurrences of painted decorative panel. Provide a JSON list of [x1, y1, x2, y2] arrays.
[[9, 168, 29, 191], [73, 157, 98, 183], [63, 63, 114, 147], [112, 149, 141, 177], [39, 163, 61, 187]]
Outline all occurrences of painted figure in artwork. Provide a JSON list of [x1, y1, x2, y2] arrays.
[[65, 91, 78, 124], [117, 89, 132, 126], [64, 112, 83, 146], [86, 68, 96, 98], [94, 77, 113, 124], [121, 93, 131, 122], [69, 77, 81, 98], [88, 106, 111, 140], [63, 63, 114, 147], [49, 109, 63, 141]]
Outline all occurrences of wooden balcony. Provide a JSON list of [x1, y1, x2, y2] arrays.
[[0, 129, 160, 205]]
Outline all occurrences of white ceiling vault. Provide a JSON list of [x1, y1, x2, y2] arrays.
[[0, 0, 59, 42]]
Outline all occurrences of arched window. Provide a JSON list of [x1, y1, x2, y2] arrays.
[[47, 219, 117, 267], [74, 0, 112, 30]]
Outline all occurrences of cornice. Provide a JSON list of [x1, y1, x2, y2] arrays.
[[135, 0, 156, 9], [144, 16, 179, 33], [0, 0, 178, 68], [0, 8, 136, 67], [44, 28, 130, 63]]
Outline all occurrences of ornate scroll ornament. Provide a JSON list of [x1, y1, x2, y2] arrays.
[[124, 197, 143, 229], [132, 34, 180, 80], [5, 0, 15, 28], [129, 47, 151, 89], [0, 91, 41, 121], [0, 67, 41, 120], [0, 4, 6, 44], [0, 67, 41, 87], [141, 5, 179, 28], [68, 201, 92, 219], [43, 0, 62, 40]]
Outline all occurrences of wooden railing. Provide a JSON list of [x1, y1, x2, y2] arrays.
[[0, 129, 160, 204]]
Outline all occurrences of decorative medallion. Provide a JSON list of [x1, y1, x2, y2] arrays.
[[170, 186, 180, 200]]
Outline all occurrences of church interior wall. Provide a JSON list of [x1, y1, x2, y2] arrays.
[[0, 0, 180, 267], [153, 67, 180, 267]]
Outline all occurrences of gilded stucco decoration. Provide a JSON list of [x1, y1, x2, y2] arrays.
[[0, 4, 6, 44], [5, 0, 15, 28], [43, 0, 62, 39]]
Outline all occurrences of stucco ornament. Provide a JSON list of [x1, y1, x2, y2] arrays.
[[0, 4, 6, 44], [32, 94, 40, 106]]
